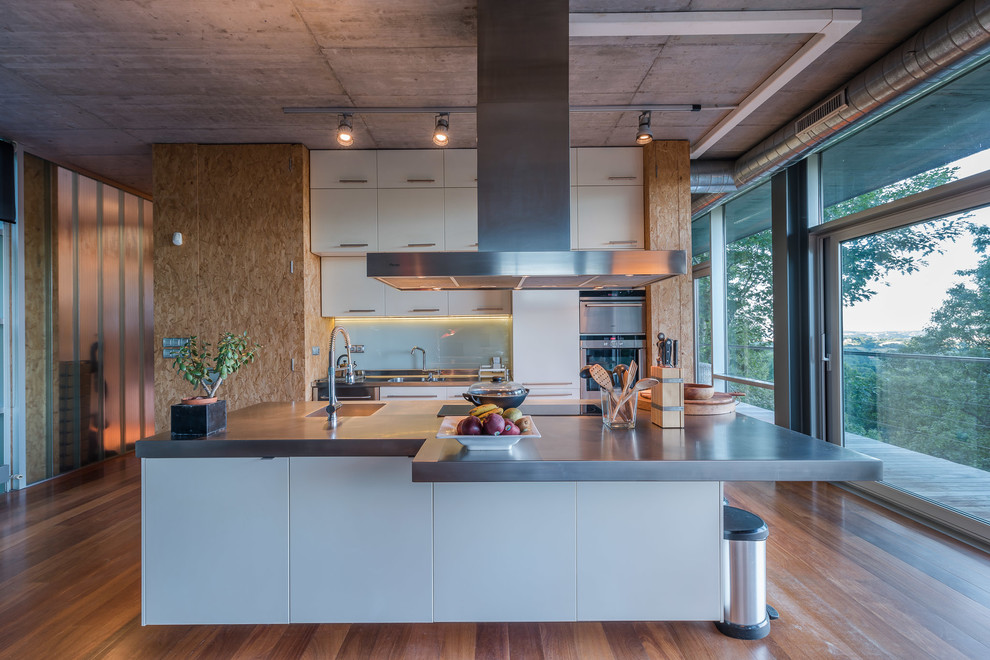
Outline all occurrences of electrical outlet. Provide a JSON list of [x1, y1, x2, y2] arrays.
[[351, 344, 365, 353], [312, 346, 320, 355]]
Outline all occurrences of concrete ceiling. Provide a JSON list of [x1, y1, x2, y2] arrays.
[[0, 0, 963, 195]]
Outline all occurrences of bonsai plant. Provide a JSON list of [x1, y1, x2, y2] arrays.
[[171, 331, 261, 403]]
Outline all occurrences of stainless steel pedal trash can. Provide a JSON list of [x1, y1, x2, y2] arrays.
[[715, 505, 774, 640]]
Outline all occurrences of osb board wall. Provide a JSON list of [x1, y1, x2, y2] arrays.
[[302, 151, 333, 396], [23, 154, 54, 483], [153, 144, 319, 431], [644, 140, 695, 383]]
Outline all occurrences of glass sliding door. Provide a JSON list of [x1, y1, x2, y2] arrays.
[[830, 204, 990, 534]]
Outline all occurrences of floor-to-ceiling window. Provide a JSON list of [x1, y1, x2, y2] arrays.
[[816, 58, 990, 541], [722, 183, 774, 412], [692, 213, 713, 384]]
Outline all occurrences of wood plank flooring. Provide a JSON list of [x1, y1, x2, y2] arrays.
[[2, 454, 990, 659]]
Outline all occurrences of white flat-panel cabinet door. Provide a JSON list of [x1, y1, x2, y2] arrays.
[[576, 147, 642, 185], [142, 457, 289, 625], [434, 482, 577, 622], [570, 186, 578, 249], [576, 481, 722, 621], [384, 287, 448, 316], [448, 290, 510, 315], [443, 149, 477, 187], [289, 457, 433, 623], [311, 189, 378, 255], [321, 256, 385, 317], [311, 150, 378, 188], [378, 386, 446, 400], [443, 188, 478, 251], [575, 186, 644, 250], [378, 150, 444, 188], [378, 189, 445, 251], [511, 290, 579, 391]]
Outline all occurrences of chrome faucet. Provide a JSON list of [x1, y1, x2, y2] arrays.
[[411, 345, 427, 372], [327, 326, 353, 427]]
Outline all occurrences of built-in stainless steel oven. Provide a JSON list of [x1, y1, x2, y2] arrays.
[[578, 290, 647, 397]]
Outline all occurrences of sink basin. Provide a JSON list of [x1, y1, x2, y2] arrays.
[[305, 403, 385, 418]]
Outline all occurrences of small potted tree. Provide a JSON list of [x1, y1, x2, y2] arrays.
[[170, 331, 261, 438]]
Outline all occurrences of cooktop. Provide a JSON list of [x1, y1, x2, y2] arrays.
[[436, 404, 602, 417]]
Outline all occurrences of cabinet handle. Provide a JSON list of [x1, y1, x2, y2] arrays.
[[338, 178, 369, 184], [473, 307, 503, 311], [347, 309, 377, 313], [339, 243, 369, 248], [607, 176, 637, 181], [583, 302, 643, 308], [411, 308, 441, 313], [406, 178, 436, 183], [468, 243, 479, 247], [522, 381, 573, 386], [529, 393, 572, 397], [385, 394, 439, 399], [339, 395, 374, 399], [607, 240, 638, 245], [473, 178, 478, 182], [407, 243, 437, 247]]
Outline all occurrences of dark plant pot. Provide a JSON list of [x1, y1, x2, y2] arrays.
[[171, 400, 227, 439]]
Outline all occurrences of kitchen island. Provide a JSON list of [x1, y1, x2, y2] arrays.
[[136, 400, 880, 626]]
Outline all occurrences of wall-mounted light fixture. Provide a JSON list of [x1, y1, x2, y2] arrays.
[[432, 113, 450, 147], [336, 113, 354, 147], [635, 111, 653, 145]]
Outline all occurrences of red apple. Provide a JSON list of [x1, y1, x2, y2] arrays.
[[457, 415, 482, 435], [502, 420, 520, 435], [482, 413, 506, 435]]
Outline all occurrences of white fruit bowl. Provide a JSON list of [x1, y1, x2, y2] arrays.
[[436, 415, 540, 450]]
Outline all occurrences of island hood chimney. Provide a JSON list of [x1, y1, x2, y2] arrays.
[[366, 0, 686, 290]]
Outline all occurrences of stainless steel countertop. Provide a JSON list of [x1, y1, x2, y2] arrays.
[[137, 401, 882, 483], [412, 409, 883, 483]]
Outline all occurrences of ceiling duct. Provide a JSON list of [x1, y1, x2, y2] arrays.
[[693, 0, 990, 215], [367, 0, 686, 290]]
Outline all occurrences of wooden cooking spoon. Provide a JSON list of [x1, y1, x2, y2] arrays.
[[586, 364, 614, 393]]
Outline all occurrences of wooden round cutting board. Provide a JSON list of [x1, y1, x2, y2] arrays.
[[684, 392, 737, 416]]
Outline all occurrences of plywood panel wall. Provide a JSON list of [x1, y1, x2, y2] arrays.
[[644, 141, 695, 383], [153, 144, 327, 431]]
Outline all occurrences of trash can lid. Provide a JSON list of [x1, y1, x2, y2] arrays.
[[723, 505, 769, 541]]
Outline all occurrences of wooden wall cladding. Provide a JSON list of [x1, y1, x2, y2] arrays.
[[153, 144, 324, 431], [643, 141, 695, 383]]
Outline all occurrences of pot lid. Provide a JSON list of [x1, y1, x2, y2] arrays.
[[467, 376, 527, 397]]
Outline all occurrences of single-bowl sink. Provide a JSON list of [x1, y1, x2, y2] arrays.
[[305, 403, 385, 418]]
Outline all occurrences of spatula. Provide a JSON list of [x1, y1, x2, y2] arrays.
[[586, 363, 614, 393]]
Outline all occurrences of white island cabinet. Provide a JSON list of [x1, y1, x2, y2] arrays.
[[289, 457, 433, 623], [142, 457, 290, 625], [433, 482, 577, 622]]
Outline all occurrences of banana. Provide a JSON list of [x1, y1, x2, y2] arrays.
[[469, 403, 499, 417]]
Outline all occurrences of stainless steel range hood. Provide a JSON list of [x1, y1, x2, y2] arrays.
[[366, 0, 686, 291]]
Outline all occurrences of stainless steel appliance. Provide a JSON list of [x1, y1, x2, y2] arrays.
[[578, 290, 647, 397]]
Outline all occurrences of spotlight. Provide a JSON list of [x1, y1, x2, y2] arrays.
[[635, 111, 653, 145], [433, 113, 450, 147], [336, 113, 354, 147]]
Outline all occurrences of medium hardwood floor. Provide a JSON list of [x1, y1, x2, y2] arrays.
[[2, 454, 989, 659]]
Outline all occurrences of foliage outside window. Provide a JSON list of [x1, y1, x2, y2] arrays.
[[724, 184, 774, 410]]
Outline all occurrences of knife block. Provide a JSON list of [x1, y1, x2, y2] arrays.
[[649, 366, 684, 428]]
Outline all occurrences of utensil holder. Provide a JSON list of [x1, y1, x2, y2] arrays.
[[601, 389, 636, 429], [649, 366, 684, 428]]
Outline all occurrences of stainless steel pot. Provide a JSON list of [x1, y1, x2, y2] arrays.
[[462, 377, 529, 408]]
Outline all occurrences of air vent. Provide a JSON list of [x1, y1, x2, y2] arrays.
[[795, 89, 848, 137]]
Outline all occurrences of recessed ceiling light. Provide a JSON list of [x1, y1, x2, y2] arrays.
[[336, 113, 354, 147]]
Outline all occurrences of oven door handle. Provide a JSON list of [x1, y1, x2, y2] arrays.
[[581, 302, 644, 307]]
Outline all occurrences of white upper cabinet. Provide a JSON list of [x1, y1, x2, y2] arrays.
[[443, 150, 478, 188], [444, 188, 478, 252], [576, 147, 643, 185], [378, 189, 446, 251], [378, 150, 444, 188], [570, 148, 578, 186], [321, 257, 385, 317], [384, 288, 449, 316], [311, 189, 379, 255], [575, 186, 645, 250], [311, 150, 378, 189], [448, 290, 511, 315], [570, 186, 578, 250]]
